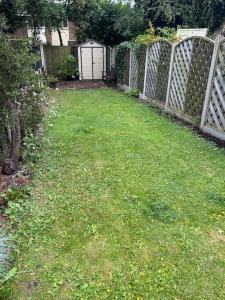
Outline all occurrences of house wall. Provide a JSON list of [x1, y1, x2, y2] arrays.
[[51, 29, 70, 46], [27, 27, 47, 44], [68, 21, 76, 41], [8, 20, 76, 46], [46, 30, 52, 45], [8, 27, 28, 39]]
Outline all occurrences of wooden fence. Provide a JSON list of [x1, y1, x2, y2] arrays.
[[116, 36, 225, 141], [43, 45, 71, 74]]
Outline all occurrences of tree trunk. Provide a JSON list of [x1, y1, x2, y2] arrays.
[[57, 29, 63, 46], [2, 102, 21, 175]]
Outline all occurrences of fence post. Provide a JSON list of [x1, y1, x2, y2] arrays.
[[143, 46, 149, 98], [165, 43, 176, 110], [40, 45, 47, 74], [200, 36, 222, 130]]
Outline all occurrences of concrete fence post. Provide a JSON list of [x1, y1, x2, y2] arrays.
[[165, 43, 176, 110], [200, 36, 223, 130], [142, 46, 149, 99]]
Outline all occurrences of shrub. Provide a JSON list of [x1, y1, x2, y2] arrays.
[[46, 75, 58, 88], [58, 55, 79, 80], [0, 30, 47, 174], [135, 22, 179, 45]]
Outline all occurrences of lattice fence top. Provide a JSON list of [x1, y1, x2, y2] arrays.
[[145, 40, 172, 103], [203, 39, 225, 135], [167, 37, 214, 123]]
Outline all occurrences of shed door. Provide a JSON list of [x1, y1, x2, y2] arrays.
[[93, 48, 104, 79], [80, 47, 104, 80], [81, 48, 92, 80]]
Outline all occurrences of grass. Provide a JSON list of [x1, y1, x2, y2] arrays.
[[1, 88, 225, 299]]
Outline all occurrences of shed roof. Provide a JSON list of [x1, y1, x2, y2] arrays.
[[77, 39, 106, 47]]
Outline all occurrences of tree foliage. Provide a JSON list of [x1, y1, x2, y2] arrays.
[[68, 0, 146, 46], [0, 0, 66, 44], [134, 0, 225, 32], [136, 22, 179, 44]]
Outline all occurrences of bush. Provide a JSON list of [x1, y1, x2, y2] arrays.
[[46, 75, 58, 88], [0, 30, 47, 174], [135, 22, 179, 45], [58, 55, 79, 80]]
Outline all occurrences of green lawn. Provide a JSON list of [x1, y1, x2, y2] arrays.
[[4, 88, 225, 299]]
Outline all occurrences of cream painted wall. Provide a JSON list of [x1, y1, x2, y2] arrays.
[[51, 29, 70, 46]]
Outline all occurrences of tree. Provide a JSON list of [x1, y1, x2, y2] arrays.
[[189, 0, 225, 31], [0, 0, 24, 33], [0, 0, 67, 45], [134, 0, 225, 32], [70, 0, 146, 46], [0, 29, 46, 174]]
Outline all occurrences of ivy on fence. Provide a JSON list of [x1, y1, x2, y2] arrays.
[[115, 42, 130, 86]]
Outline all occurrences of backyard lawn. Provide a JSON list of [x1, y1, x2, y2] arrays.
[[4, 88, 225, 299]]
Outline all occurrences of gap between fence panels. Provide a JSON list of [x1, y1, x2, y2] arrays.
[[116, 35, 225, 142]]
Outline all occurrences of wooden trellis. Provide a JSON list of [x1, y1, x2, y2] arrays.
[[166, 37, 214, 124], [116, 35, 225, 141], [137, 45, 147, 93], [129, 49, 138, 89], [117, 48, 130, 86], [124, 49, 130, 86], [144, 40, 172, 103], [201, 37, 225, 140]]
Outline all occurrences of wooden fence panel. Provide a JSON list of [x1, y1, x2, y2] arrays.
[[116, 48, 130, 87], [129, 50, 138, 89], [137, 45, 147, 93], [145, 40, 172, 103], [116, 36, 225, 140], [201, 38, 225, 140], [124, 49, 130, 86], [166, 37, 214, 124], [44, 45, 71, 74]]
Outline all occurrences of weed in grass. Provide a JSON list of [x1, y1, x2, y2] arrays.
[[2, 188, 31, 225], [75, 125, 95, 135], [124, 194, 178, 224], [143, 200, 178, 224], [206, 192, 225, 207]]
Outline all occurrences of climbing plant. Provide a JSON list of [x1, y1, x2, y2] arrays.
[[115, 41, 131, 85]]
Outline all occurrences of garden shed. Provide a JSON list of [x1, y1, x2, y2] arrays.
[[78, 40, 107, 80]]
